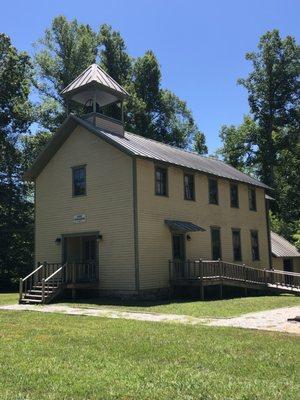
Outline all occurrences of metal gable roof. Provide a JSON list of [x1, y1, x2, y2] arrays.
[[81, 119, 269, 189], [61, 64, 129, 98], [271, 231, 300, 258], [24, 114, 270, 190]]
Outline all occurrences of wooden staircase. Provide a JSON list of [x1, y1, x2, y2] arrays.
[[19, 262, 67, 304]]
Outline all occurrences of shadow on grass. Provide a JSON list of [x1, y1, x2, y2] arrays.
[[60, 289, 279, 309], [62, 297, 196, 308]]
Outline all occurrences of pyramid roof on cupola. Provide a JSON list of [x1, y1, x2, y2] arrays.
[[61, 63, 129, 107]]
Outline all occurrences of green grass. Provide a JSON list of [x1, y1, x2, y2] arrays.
[[0, 310, 299, 400], [63, 294, 300, 318], [0, 292, 18, 306], [1, 292, 299, 318]]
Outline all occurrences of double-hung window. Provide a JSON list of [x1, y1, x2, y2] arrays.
[[232, 229, 242, 261], [211, 227, 222, 260], [72, 165, 86, 196], [155, 166, 168, 196], [248, 187, 257, 211], [230, 183, 239, 208], [184, 173, 195, 200], [250, 230, 260, 261], [208, 178, 218, 205]]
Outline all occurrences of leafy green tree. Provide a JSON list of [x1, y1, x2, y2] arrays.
[[0, 34, 33, 288], [293, 230, 300, 251], [22, 131, 52, 170], [219, 30, 300, 244], [34, 15, 99, 130], [34, 17, 207, 150], [218, 115, 258, 174], [99, 24, 132, 86], [194, 131, 208, 155], [238, 30, 299, 188]]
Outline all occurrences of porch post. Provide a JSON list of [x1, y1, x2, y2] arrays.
[[72, 261, 76, 300], [199, 259, 204, 300], [19, 278, 23, 302], [41, 278, 45, 303]]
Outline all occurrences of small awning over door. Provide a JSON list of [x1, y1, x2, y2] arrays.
[[165, 220, 205, 233]]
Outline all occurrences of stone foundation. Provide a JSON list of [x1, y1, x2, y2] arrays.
[[64, 287, 171, 301]]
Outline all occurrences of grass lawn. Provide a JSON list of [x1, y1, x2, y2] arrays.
[[63, 294, 300, 318], [0, 292, 19, 306], [0, 309, 299, 400], [1, 292, 299, 318]]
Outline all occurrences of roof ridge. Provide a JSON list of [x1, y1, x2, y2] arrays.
[[96, 64, 129, 96], [61, 64, 93, 94]]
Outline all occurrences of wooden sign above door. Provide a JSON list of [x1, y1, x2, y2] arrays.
[[73, 214, 87, 223]]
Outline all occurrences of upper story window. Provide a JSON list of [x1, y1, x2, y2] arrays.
[[72, 165, 86, 196], [155, 166, 168, 196], [250, 230, 260, 261], [211, 226, 222, 260], [248, 187, 257, 211], [184, 173, 195, 201], [208, 178, 218, 205], [232, 229, 242, 261], [230, 183, 239, 208]]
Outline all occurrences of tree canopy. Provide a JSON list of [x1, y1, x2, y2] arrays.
[[34, 17, 207, 151], [219, 30, 300, 243], [0, 34, 33, 288]]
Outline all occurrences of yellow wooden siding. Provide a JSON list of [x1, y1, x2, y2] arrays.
[[136, 159, 270, 290], [35, 126, 135, 291], [272, 257, 300, 273]]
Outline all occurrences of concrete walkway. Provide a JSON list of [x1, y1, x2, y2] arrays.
[[208, 306, 300, 335], [0, 304, 206, 325], [0, 304, 299, 334]]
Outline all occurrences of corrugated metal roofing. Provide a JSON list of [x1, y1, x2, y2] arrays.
[[165, 220, 206, 232], [271, 231, 300, 258], [79, 118, 269, 189], [61, 64, 129, 98], [24, 114, 270, 189]]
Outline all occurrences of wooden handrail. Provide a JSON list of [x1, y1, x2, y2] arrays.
[[22, 263, 44, 282], [44, 263, 66, 283], [169, 259, 300, 291], [268, 269, 300, 276]]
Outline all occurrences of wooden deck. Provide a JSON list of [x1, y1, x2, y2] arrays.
[[170, 260, 300, 298]]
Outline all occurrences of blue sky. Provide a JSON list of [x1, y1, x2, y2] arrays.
[[1, 0, 299, 153]]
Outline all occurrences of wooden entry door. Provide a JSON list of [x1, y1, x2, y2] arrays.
[[82, 237, 96, 264], [79, 236, 97, 282], [172, 234, 186, 277]]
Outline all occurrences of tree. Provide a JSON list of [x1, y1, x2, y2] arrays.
[[0, 34, 33, 288], [193, 131, 208, 155], [34, 17, 207, 151], [99, 24, 132, 86], [22, 131, 52, 171], [218, 115, 258, 174], [218, 30, 300, 244], [34, 15, 99, 131], [238, 30, 299, 188]]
